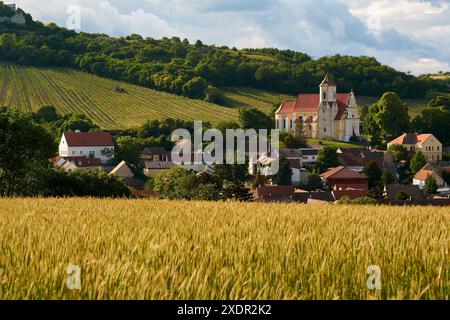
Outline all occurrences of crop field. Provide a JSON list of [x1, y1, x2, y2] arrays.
[[0, 198, 448, 300], [0, 62, 239, 129]]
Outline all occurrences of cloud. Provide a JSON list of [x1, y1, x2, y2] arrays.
[[391, 57, 450, 75], [11, 0, 450, 74]]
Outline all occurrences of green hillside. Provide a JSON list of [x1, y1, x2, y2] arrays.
[[0, 62, 239, 129], [222, 87, 295, 113], [1, 62, 431, 130]]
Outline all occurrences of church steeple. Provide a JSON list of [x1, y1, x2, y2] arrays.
[[320, 73, 337, 103]]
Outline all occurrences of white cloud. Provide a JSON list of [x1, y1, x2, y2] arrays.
[[391, 57, 450, 75]]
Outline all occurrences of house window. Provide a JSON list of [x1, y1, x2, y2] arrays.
[[72, 151, 75, 155], [80, 151, 83, 155]]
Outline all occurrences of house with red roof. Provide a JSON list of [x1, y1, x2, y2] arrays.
[[387, 133, 443, 163], [275, 73, 360, 142], [320, 166, 369, 194], [59, 131, 115, 165]]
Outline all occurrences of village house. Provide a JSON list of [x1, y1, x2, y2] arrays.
[[320, 166, 369, 200], [51, 156, 102, 171], [280, 149, 310, 185], [275, 73, 360, 142], [337, 148, 396, 175], [413, 164, 446, 190], [59, 131, 115, 165], [387, 133, 443, 163], [109, 161, 146, 190]]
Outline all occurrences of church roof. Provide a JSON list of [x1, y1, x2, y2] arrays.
[[320, 73, 336, 87], [276, 93, 351, 121]]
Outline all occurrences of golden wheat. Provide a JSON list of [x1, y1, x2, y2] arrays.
[[0, 198, 448, 300]]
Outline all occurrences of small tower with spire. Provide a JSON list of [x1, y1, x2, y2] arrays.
[[320, 73, 337, 104]]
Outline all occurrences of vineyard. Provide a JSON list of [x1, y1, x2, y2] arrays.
[[0, 62, 239, 129], [0, 198, 448, 300], [0, 62, 429, 129]]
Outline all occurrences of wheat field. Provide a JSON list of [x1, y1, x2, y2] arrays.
[[0, 198, 448, 300]]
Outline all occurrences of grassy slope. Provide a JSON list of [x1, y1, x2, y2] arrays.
[[0, 198, 448, 300], [0, 62, 430, 130], [0, 62, 239, 129]]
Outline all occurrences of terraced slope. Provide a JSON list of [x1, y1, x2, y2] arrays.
[[0, 62, 238, 129]]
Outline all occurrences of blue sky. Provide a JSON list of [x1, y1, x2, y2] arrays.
[[13, 0, 450, 75]]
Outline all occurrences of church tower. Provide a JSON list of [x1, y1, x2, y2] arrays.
[[320, 73, 337, 103], [318, 73, 338, 139]]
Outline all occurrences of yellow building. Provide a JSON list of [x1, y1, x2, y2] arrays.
[[275, 73, 360, 142], [387, 133, 443, 162]]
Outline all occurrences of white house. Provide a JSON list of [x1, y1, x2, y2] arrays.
[[59, 131, 115, 165]]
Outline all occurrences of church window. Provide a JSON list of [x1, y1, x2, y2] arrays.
[[323, 92, 326, 100]]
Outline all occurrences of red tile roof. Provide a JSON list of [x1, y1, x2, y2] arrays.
[[321, 166, 367, 180], [276, 93, 350, 120], [257, 186, 294, 197], [64, 132, 114, 147], [65, 156, 102, 167], [388, 133, 433, 146]]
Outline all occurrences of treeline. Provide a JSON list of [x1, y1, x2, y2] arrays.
[[0, 2, 448, 102], [362, 93, 450, 146]]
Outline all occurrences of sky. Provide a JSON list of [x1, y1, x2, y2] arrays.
[[11, 0, 450, 75]]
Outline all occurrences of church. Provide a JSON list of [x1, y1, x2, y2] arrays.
[[275, 74, 360, 142]]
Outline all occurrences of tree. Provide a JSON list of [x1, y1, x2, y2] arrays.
[[0, 108, 56, 196], [238, 107, 273, 130], [284, 133, 306, 149], [381, 170, 396, 186], [253, 170, 266, 188], [32, 105, 61, 123], [410, 151, 427, 174], [154, 167, 221, 200], [316, 146, 339, 173], [366, 92, 410, 141], [411, 107, 450, 146], [115, 136, 143, 174], [307, 172, 324, 191], [423, 176, 438, 195], [44, 168, 131, 198], [274, 156, 292, 186], [388, 144, 409, 163], [60, 114, 98, 133], [363, 161, 382, 189], [395, 191, 410, 201], [182, 77, 208, 99], [428, 95, 450, 110]]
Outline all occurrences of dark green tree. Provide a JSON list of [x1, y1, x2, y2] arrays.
[[387, 144, 409, 163], [410, 151, 427, 174], [316, 146, 339, 173], [363, 161, 383, 189], [423, 176, 438, 195], [60, 114, 98, 134], [274, 156, 292, 186], [366, 92, 410, 141], [381, 170, 396, 186], [0, 108, 56, 196]]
